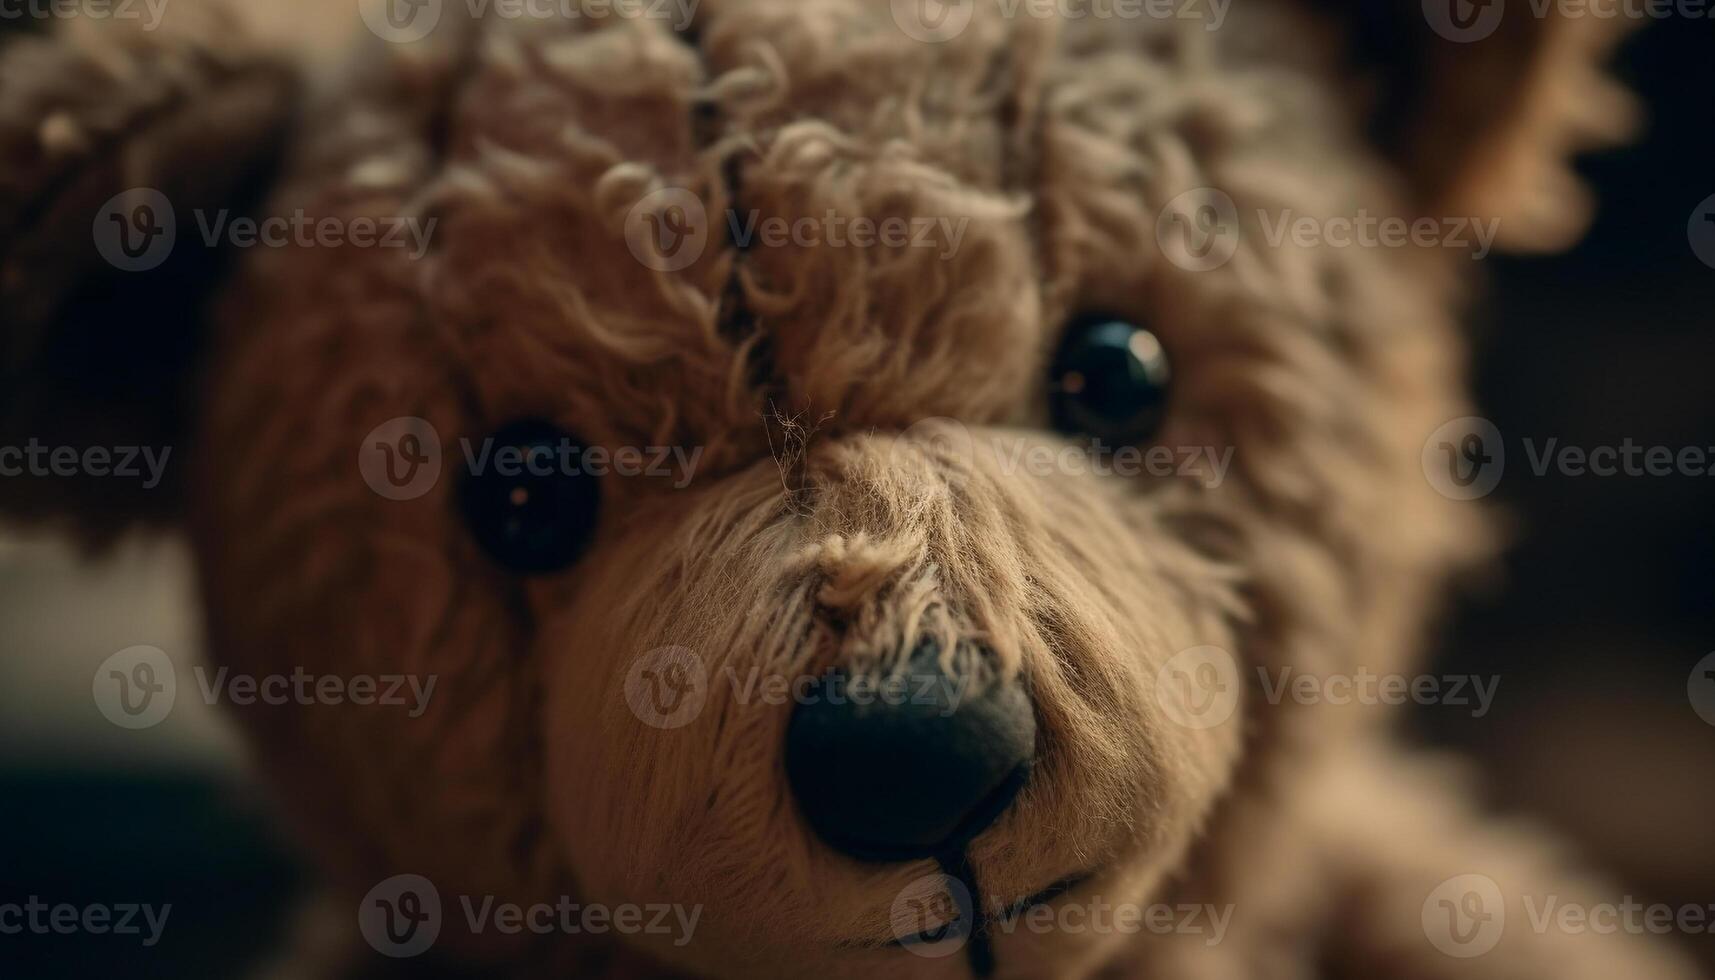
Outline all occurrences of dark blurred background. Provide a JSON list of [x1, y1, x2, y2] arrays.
[[1, 9, 1712, 980], [1415, 10, 1715, 973]]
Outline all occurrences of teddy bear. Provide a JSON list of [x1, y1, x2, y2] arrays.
[[0, 0, 1702, 977]]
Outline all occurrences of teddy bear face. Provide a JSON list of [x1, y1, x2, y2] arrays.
[[189, 3, 1476, 976]]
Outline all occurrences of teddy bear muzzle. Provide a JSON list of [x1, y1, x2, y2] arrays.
[[782, 638, 1036, 864]]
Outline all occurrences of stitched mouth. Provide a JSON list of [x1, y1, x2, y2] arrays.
[[1000, 869, 1102, 918]]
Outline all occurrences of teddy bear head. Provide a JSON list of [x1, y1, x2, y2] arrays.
[[0, 2, 1630, 976]]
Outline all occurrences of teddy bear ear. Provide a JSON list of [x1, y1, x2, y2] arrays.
[[0, 13, 297, 543], [1314, 0, 1640, 253]]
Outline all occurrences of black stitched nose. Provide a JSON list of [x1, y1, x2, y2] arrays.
[[784, 642, 1035, 863]]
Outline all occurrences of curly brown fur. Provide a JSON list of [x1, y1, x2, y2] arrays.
[[0, 1, 1698, 978]]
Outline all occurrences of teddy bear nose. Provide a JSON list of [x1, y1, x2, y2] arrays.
[[783, 641, 1036, 863]]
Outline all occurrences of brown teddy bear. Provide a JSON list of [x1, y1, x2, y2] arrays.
[[0, 1, 1701, 977]]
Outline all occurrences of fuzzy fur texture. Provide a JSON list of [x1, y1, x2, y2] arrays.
[[0, 1, 1700, 978]]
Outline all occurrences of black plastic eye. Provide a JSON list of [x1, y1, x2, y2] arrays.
[[1049, 317, 1172, 445], [459, 419, 600, 574]]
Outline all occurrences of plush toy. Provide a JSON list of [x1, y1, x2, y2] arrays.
[[0, 1, 1700, 977]]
